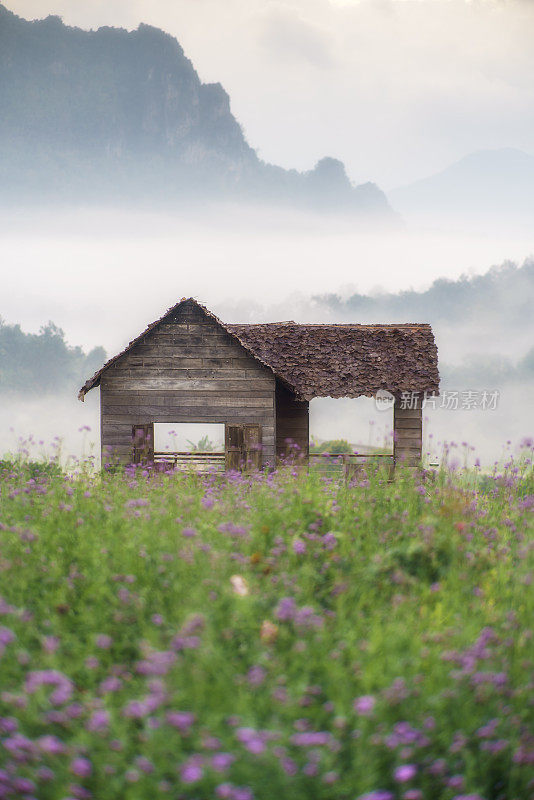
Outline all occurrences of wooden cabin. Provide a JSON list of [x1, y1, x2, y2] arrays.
[[78, 298, 439, 470]]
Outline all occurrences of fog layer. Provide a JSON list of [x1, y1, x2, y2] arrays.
[[1, 206, 532, 466]]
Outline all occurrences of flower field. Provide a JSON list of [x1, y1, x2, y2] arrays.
[[0, 454, 533, 800]]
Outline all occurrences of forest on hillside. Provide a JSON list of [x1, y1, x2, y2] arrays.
[[313, 258, 533, 327], [1, 260, 533, 396], [0, 319, 105, 394]]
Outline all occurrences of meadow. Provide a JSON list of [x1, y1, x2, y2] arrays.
[[0, 450, 532, 800]]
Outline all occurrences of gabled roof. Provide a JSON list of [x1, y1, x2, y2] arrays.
[[228, 322, 438, 400], [78, 298, 288, 400], [79, 298, 439, 400]]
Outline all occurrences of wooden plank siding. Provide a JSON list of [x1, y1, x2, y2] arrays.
[[275, 383, 309, 462], [100, 301, 276, 467], [393, 403, 423, 466]]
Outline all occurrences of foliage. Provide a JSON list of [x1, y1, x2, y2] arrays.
[[0, 457, 62, 480], [2, 259, 533, 400], [313, 259, 534, 328], [309, 438, 354, 454], [186, 435, 217, 452], [0, 453, 532, 799], [0, 318, 105, 394]]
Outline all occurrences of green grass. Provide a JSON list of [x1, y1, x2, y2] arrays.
[[0, 454, 532, 799]]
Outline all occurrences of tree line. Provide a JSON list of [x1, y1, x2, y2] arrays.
[[0, 319, 105, 394]]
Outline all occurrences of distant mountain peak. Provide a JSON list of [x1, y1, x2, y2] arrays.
[[390, 148, 534, 229], [0, 3, 393, 217]]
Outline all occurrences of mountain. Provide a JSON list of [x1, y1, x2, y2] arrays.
[[0, 4, 392, 215], [390, 148, 534, 229]]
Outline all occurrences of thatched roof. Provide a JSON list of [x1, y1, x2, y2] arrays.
[[228, 322, 439, 400], [79, 298, 439, 400]]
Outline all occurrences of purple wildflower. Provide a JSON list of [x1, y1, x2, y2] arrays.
[[236, 727, 266, 755], [12, 777, 36, 793], [323, 771, 339, 784], [0, 627, 15, 655], [212, 753, 236, 772], [166, 711, 195, 731], [135, 649, 176, 676], [233, 789, 254, 800], [294, 605, 323, 630], [70, 757, 92, 778], [135, 756, 154, 773], [99, 676, 122, 693], [354, 695, 376, 715], [281, 757, 298, 775], [452, 796, 487, 800], [247, 666, 266, 686], [394, 764, 417, 782], [290, 731, 331, 746], [42, 635, 60, 653], [476, 718, 499, 738], [0, 717, 17, 733], [37, 735, 65, 754], [215, 784, 234, 799], [180, 759, 203, 783], [323, 532, 337, 550], [275, 597, 296, 621], [86, 709, 110, 732], [25, 669, 73, 705], [171, 634, 201, 652]]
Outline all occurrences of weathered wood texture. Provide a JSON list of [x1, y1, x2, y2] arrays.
[[132, 423, 154, 464], [225, 424, 262, 471], [100, 301, 276, 467], [393, 403, 423, 466], [275, 383, 309, 462]]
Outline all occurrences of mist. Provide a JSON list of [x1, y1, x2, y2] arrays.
[[2, 381, 532, 471], [1, 204, 532, 467], [1, 0, 532, 472], [2, 204, 532, 354], [6, 0, 534, 188]]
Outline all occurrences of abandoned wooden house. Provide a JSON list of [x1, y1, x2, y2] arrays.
[[78, 298, 439, 471]]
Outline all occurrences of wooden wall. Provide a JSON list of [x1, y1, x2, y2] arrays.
[[275, 383, 309, 462], [100, 301, 276, 467], [393, 402, 422, 466]]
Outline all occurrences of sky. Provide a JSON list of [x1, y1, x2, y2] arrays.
[[2, 0, 533, 460], [6, 0, 534, 188]]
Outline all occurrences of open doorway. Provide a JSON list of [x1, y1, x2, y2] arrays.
[[309, 396, 394, 478]]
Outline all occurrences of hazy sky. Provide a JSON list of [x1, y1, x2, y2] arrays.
[[6, 0, 534, 187]]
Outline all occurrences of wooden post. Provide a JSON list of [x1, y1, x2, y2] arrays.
[[393, 400, 422, 467], [243, 424, 262, 470]]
